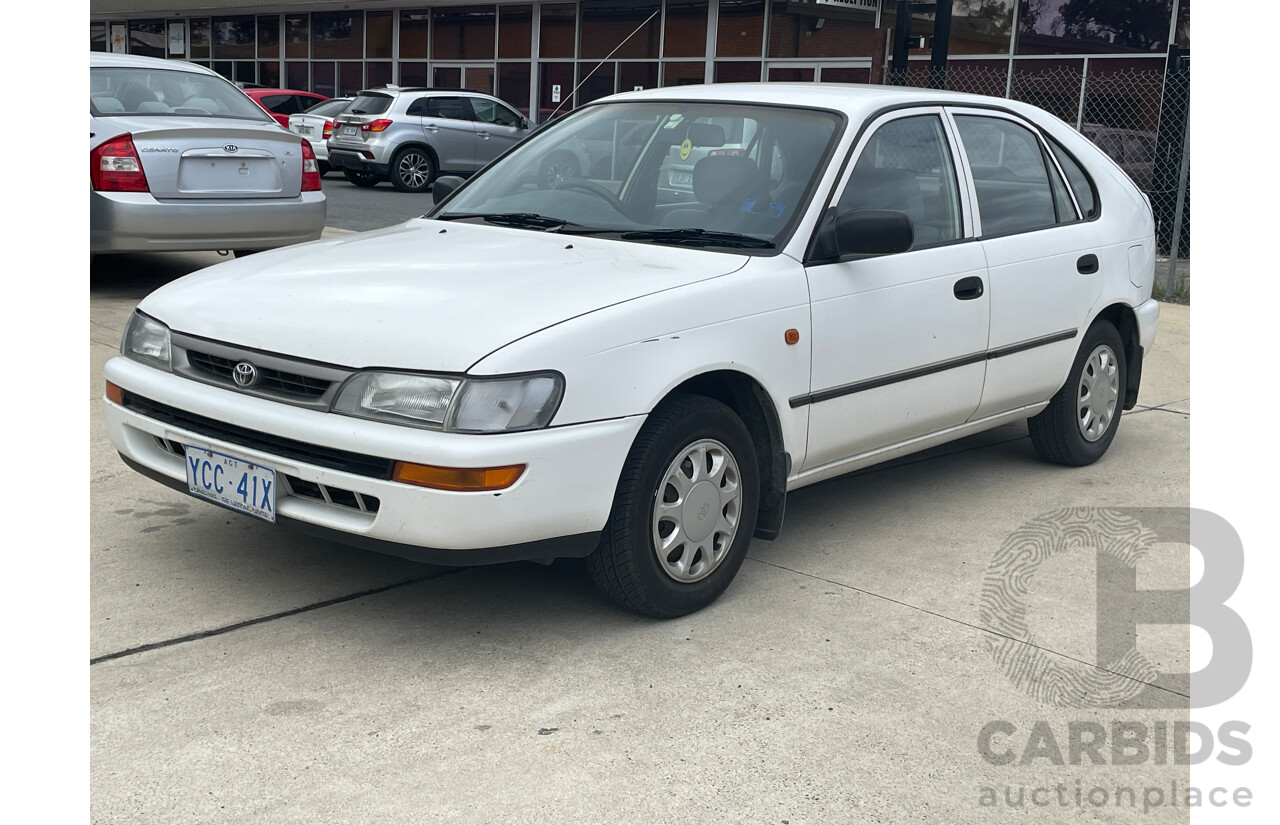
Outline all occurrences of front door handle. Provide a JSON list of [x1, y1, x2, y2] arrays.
[[953, 276, 985, 301], [1077, 254, 1099, 274], [426, 124, 439, 133], [477, 131, 491, 140]]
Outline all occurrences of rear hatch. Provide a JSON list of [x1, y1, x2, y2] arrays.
[[330, 91, 396, 147], [125, 117, 309, 199]]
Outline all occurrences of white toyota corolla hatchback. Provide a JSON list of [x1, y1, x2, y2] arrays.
[[105, 83, 1159, 618]]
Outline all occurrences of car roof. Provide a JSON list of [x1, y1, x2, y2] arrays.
[[605, 82, 1044, 122], [245, 88, 325, 96], [89, 52, 219, 78]]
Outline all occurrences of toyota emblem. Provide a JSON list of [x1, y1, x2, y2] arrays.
[[224, 144, 239, 153], [232, 362, 258, 387]]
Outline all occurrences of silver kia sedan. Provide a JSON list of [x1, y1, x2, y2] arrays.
[[90, 53, 326, 256]]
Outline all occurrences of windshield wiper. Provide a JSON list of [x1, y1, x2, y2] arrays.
[[618, 228, 775, 249], [437, 212, 586, 230]]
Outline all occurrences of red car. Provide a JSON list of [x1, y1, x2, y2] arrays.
[[243, 89, 328, 128]]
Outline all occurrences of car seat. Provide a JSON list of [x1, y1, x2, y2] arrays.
[[662, 155, 768, 232]]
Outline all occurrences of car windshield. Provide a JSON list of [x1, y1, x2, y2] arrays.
[[90, 67, 272, 120], [305, 98, 351, 117], [435, 101, 842, 251]]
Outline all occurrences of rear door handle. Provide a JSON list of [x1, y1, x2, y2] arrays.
[[426, 124, 439, 133], [953, 276, 985, 301], [1077, 254, 1099, 274], [477, 131, 491, 140]]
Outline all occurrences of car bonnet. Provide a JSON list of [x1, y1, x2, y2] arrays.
[[137, 219, 750, 372]]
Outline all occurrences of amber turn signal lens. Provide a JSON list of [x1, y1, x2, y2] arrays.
[[105, 380, 123, 404], [392, 461, 526, 492], [784, 329, 800, 345]]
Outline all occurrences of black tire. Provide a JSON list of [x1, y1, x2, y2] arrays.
[[390, 146, 437, 193], [318, 161, 332, 177], [587, 393, 760, 618], [343, 169, 381, 188], [1028, 319, 1127, 466], [232, 249, 258, 258], [538, 151, 579, 189]]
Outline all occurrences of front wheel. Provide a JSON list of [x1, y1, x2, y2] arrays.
[[390, 147, 436, 193], [587, 394, 759, 618], [1028, 319, 1127, 466], [343, 169, 382, 188]]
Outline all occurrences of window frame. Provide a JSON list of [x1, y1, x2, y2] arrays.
[[822, 106, 974, 258], [946, 107, 1092, 240]]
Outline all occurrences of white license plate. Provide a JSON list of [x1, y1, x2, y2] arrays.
[[342, 126, 357, 136], [297, 125, 313, 135], [671, 171, 693, 186], [184, 446, 276, 523]]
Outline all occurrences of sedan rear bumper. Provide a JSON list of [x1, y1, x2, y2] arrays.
[[90, 190, 326, 253]]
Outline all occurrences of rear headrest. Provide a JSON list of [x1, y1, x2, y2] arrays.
[[92, 97, 125, 113], [136, 101, 170, 113], [687, 122, 725, 147], [693, 155, 764, 206]]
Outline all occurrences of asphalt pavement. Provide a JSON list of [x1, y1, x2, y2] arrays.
[[90, 197, 1193, 823]]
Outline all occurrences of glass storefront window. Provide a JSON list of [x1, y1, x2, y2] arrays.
[[714, 61, 761, 82], [257, 15, 279, 60], [433, 6, 496, 61], [400, 63, 429, 86], [286, 61, 309, 91], [619, 62, 658, 92], [663, 1, 707, 57], [285, 15, 309, 59], [259, 62, 281, 87], [129, 20, 166, 58], [368, 62, 393, 89], [499, 5, 533, 59], [946, 0, 1013, 55], [313, 62, 336, 97], [577, 62, 615, 104], [498, 62, 532, 112], [1017, 0, 1174, 54], [768, 9, 877, 59], [400, 11, 429, 60], [312, 12, 364, 61], [367, 11, 393, 60], [340, 63, 365, 96], [580, 1, 659, 60], [91, 23, 107, 52], [662, 61, 705, 86], [716, 0, 765, 58], [540, 4, 576, 59], [190, 19, 210, 59], [540, 61, 575, 116], [212, 16, 256, 60]]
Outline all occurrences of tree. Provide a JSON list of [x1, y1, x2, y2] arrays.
[[1057, 0, 1174, 51]]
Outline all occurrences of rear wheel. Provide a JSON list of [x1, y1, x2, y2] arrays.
[[390, 146, 436, 193], [538, 151, 579, 189], [587, 394, 759, 618], [343, 169, 382, 188], [1028, 319, 1127, 466]]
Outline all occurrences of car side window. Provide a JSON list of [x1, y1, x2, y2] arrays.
[[259, 94, 292, 114], [954, 115, 1058, 237], [1047, 140, 1099, 219], [836, 114, 962, 248], [471, 99, 522, 128], [423, 97, 472, 121]]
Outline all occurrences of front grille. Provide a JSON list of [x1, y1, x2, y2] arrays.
[[127, 392, 394, 479], [188, 350, 331, 399]]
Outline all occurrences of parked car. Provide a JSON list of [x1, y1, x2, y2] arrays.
[[243, 88, 329, 128], [104, 83, 1158, 617], [327, 85, 531, 192], [1081, 123, 1157, 190], [287, 97, 353, 175], [90, 52, 325, 256]]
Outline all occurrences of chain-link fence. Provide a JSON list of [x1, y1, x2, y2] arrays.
[[893, 60, 1190, 295]]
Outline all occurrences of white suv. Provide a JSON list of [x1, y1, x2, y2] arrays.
[[326, 85, 530, 192], [105, 84, 1158, 617]]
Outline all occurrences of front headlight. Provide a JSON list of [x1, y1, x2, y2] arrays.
[[121, 312, 171, 371], [332, 371, 564, 433]]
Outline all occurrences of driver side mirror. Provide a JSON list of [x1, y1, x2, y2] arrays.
[[520, 117, 529, 131], [432, 175, 465, 205], [833, 209, 914, 257]]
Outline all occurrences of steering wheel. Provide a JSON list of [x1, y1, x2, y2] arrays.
[[551, 177, 627, 214]]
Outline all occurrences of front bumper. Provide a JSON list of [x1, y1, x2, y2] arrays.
[[104, 356, 645, 564], [90, 191, 326, 254]]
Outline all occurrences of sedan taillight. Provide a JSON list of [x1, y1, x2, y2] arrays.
[[90, 133, 149, 192], [300, 139, 322, 192], [361, 119, 394, 132], [322, 120, 334, 140]]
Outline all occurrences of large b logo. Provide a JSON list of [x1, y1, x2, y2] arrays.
[[980, 508, 1251, 709]]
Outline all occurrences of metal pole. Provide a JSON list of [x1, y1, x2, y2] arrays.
[[1165, 102, 1190, 295], [929, 0, 951, 89], [890, 0, 910, 85], [1076, 56, 1089, 130]]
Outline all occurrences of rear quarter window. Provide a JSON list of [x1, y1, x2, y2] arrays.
[[1047, 140, 1099, 220]]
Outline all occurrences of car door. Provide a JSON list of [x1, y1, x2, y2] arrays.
[[468, 97, 529, 165], [800, 110, 990, 472], [947, 109, 1104, 420], [418, 96, 479, 170]]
